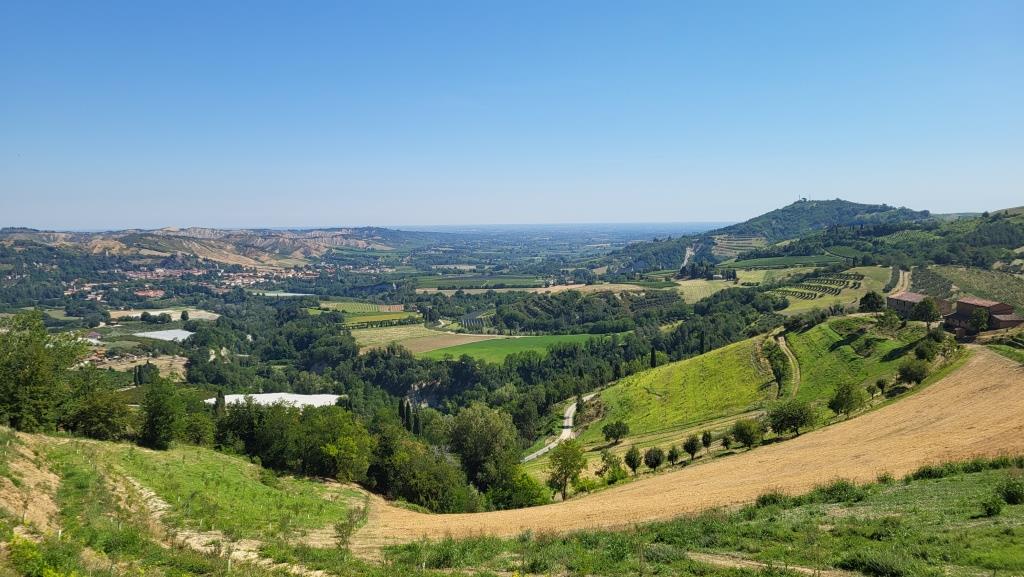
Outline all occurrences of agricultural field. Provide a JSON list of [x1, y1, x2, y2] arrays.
[[674, 267, 815, 302], [91, 354, 189, 379], [413, 274, 544, 289], [786, 316, 926, 407], [718, 254, 843, 268], [932, 265, 1024, 312], [415, 282, 651, 295], [355, 347, 1024, 557], [419, 333, 599, 363], [315, 300, 404, 313], [109, 307, 220, 321], [350, 324, 501, 353], [773, 265, 891, 313], [385, 463, 1024, 577], [709, 234, 767, 259]]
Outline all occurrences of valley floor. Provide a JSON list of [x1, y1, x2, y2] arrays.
[[351, 345, 1024, 551]]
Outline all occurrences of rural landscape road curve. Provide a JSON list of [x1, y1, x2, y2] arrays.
[[352, 346, 1024, 552], [776, 335, 801, 396], [522, 392, 597, 462]]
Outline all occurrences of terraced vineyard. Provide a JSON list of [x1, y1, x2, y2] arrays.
[[772, 266, 891, 313], [710, 234, 766, 258]]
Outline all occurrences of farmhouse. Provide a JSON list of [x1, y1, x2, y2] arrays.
[[887, 291, 952, 319], [944, 296, 1023, 331]]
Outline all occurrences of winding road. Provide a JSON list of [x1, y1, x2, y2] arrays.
[[522, 392, 597, 462]]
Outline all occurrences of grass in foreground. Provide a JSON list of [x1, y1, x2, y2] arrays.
[[47, 440, 363, 541], [388, 458, 1024, 577]]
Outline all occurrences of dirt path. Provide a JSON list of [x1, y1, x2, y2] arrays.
[[688, 552, 858, 577], [776, 335, 801, 396], [891, 268, 912, 294], [351, 346, 1024, 552], [523, 392, 597, 462]]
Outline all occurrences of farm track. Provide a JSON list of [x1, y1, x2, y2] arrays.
[[350, 346, 1024, 553], [522, 392, 597, 462], [775, 335, 801, 396], [891, 269, 912, 294]]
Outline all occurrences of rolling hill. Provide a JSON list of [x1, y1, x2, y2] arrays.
[[0, 226, 441, 268]]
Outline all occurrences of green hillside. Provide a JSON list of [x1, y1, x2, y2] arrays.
[[577, 337, 773, 446], [787, 317, 927, 407], [715, 199, 930, 242]]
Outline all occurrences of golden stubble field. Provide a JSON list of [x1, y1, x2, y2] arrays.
[[352, 346, 1024, 551]]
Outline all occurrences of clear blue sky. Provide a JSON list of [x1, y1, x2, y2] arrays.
[[2, 1, 1021, 229]]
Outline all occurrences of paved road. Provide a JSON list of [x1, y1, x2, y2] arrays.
[[522, 392, 597, 462]]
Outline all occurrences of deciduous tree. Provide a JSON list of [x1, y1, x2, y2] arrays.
[[546, 440, 586, 501]]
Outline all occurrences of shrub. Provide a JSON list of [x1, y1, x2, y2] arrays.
[[730, 419, 763, 448], [876, 471, 895, 485], [898, 359, 929, 385], [982, 495, 1003, 517], [811, 479, 866, 503], [838, 548, 925, 577], [997, 475, 1024, 505], [624, 446, 642, 475], [914, 339, 938, 361], [644, 446, 665, 471], [755, 490, 792, 508]]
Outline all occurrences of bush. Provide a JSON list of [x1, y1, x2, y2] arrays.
[[755, 490, 792, 508], [982, 495, 1003, 517], [898, 359, 929, 385], [838, 548, 926, 577], [876, 471, 895, 484], [811, 479, 866, 503], [730, 419, 763, 448], [997, 475, 1024, 505], [914, 339, 938, 361]]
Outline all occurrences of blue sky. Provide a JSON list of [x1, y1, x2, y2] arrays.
[[1, 1, 1021, 229]]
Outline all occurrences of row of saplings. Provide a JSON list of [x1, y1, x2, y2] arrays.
[[546, 341, 943, 501]]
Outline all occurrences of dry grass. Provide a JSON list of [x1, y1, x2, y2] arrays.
[[92, 355, 189, 379], [352, 346, 1024, 550], [109, 308, 219, 321]]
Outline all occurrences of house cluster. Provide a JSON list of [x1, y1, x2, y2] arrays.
[[887, 291, 1024, 333]]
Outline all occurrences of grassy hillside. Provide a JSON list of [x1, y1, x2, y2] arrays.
[[787, 316, 926, 407], [576, 337, 773, 447], [392, 459, 1024, 576], [419, 333, 598, 363], [931, 265, 1024, 312]]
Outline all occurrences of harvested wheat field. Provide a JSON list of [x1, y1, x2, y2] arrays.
[[352, 346, 1024, 552]]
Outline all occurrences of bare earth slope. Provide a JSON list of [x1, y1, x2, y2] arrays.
[[352, 346, 1024, 551]]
